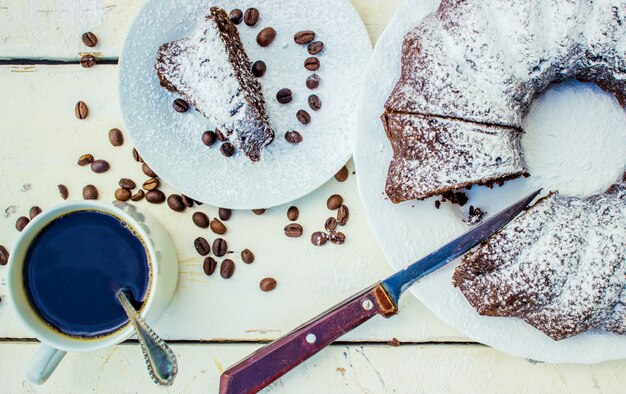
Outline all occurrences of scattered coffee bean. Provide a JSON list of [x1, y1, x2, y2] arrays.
[[215, 129, 227, 142], [287, 206, 299, 221], [192, 212, 210, 228], [142, 177, 159, 191], [80, 54, 96, 68], [276, 88, 293, 104], [29, 206, 42, 220], [142, 163, 157, 178], [0, 245, 9, 266], [256, 27, 276, 47], [308, 95, 321, 111], [83, 184, 98, 200], [181, 195, 194, 208], [325, 217, 337, 232], [115, 187, 131, 202], [16, 216, 29, 232], [213, 238, 228, 257], [296, 110, 311, 125], [284, 223, 303, 238], [329, 231, 346, 245], [210, 218, 227, 235], [109, 128, 124, 146], [91, 159, 110, 174], [307, 41, 324, 55], [327, 194, 343, 210], [202, 130, 217, 147], [294, 30, 315, 44], [220, 259, 235, 279], [260, 277, 277, 292], [335, 166, 349, 182], [203, 257, 217, 276], [306, 74, 320, 89], [75, 101, 88, 119], [132, 148, 142, 162], [119, 178, 136, 189], [229, 9, 243, 24], [173, 98, 189, 113], [220, 143, 235, 157], [241, 249, 254, 264], [304, 57, 320, 71], [311, 231, 328, 246], [167, 194, 185, 212], [194, 237, 210, 256], [252, 61, 266, 77], [131, 190, 145, 201], [77, 153, 94, 166], [82, 32, 98, 47], [284, 130, 303, 144], [252, 209, 266, 215], [337, 205, 349, 226], [145, 190, 165, 204], [58, 184, 69, 200], [218, 208, 232, 221], [244, 8, 259, 26]]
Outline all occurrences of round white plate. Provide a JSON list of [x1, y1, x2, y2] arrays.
[[119, 0, 371, 209], [354, 0, 626, 363]]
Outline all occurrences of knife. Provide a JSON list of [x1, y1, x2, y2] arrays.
[[220, 189, 541, 394]]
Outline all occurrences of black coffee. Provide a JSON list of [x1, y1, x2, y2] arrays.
[[23, 210, 150, 338]]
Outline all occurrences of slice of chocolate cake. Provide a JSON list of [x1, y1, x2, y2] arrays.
[[155, 7, 274, 162]]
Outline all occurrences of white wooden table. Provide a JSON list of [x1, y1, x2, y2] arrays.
[[0, 1, 624, 392]]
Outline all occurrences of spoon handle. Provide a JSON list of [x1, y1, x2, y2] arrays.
[[116, 291, 178, 386]]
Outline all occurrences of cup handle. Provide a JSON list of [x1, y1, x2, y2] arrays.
[[26, 343, 66, 384]]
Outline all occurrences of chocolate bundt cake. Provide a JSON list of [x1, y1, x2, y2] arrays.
[[155, 7, 274, 162]]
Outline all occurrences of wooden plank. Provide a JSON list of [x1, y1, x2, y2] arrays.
[[0, 0, 404, 60], [0, 64, 463, 342]]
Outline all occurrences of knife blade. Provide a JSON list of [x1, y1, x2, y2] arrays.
[[220, 189, 541, 394]]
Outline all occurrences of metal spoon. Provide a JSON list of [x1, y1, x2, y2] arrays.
[[115, 289, 178, 386]]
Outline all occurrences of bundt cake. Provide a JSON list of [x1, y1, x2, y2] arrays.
[[155, 7, 274, 162]]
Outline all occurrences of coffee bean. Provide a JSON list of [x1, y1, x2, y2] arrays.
[[284, 223, 303, 238], [252, 61, 266, 77], [220, 259, 235, 279], [213, 238, 228, 257], [29, 206, 42, 220], [75, 101, 88, 119], [252, 209, 266, 215], [82, 32, 98, 47], [142, 177, 159, 191], [308, 41, 324, 55], [132, 148, 143, 163], [131, 190, 144, 201], [287, 206, 299, 221], [145, 190, 165, 204], [173, 98, 189, 113], [220, 143, 235, 157], [91, 159, 110, 174], [58, 184, 69, 200], [210, 218, 227, 235], [241, 249, 254, 264], [194, 237, 210, 256], [304, 57, 320, 71], [294, 30, 315, 44], [337, 205, 349, 226], [260, 277, 277, 292], [167, 194, 185, 212], [16, 216, 29, 232], [329, 231, 346, 245], [202, 130, 217, 147], [215, 129, 227, 142], [276, 88, 293, 104], [181, 195, 194, 208], [83, 184, 98, 200], [229, 9, 243, 24], [80, 54, 96, 68], [109, 128, 124, 146], [284, 131, 302, 144], [325, 217, 337, 232], [77, 153, 94, 166], [306, 73, 320, 89], [244, 8, 259, 26], [311, 231, 328, 246], [327, 194, 343, 210], [118, 178, 136, 189], [203, 257, 217, 276], [115, 187, 131, 202], [308, 95, 321, 111], [256, 27, 276, 47], [191, 213, 209, 229], [218, 208, 232, 221], [0, 245, 9, 266], [142, 163, 157, 178], [296, 110, 311, 125], [335, 166, 349, 182]]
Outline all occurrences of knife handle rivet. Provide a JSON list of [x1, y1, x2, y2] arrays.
[[362, 299, 373, 310], [305, 333, 316, 344]]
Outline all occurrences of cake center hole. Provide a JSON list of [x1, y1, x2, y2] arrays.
[[522, 81, 626, 198]]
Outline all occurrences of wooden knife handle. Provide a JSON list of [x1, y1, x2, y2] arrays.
[[219, 282, 397, 394]]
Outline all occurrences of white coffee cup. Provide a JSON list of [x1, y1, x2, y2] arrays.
[[7, 201, 178, 384]]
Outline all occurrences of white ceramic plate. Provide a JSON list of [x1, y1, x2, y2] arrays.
[[354, 0, 626, 363], [119, 0, 371, 209]]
